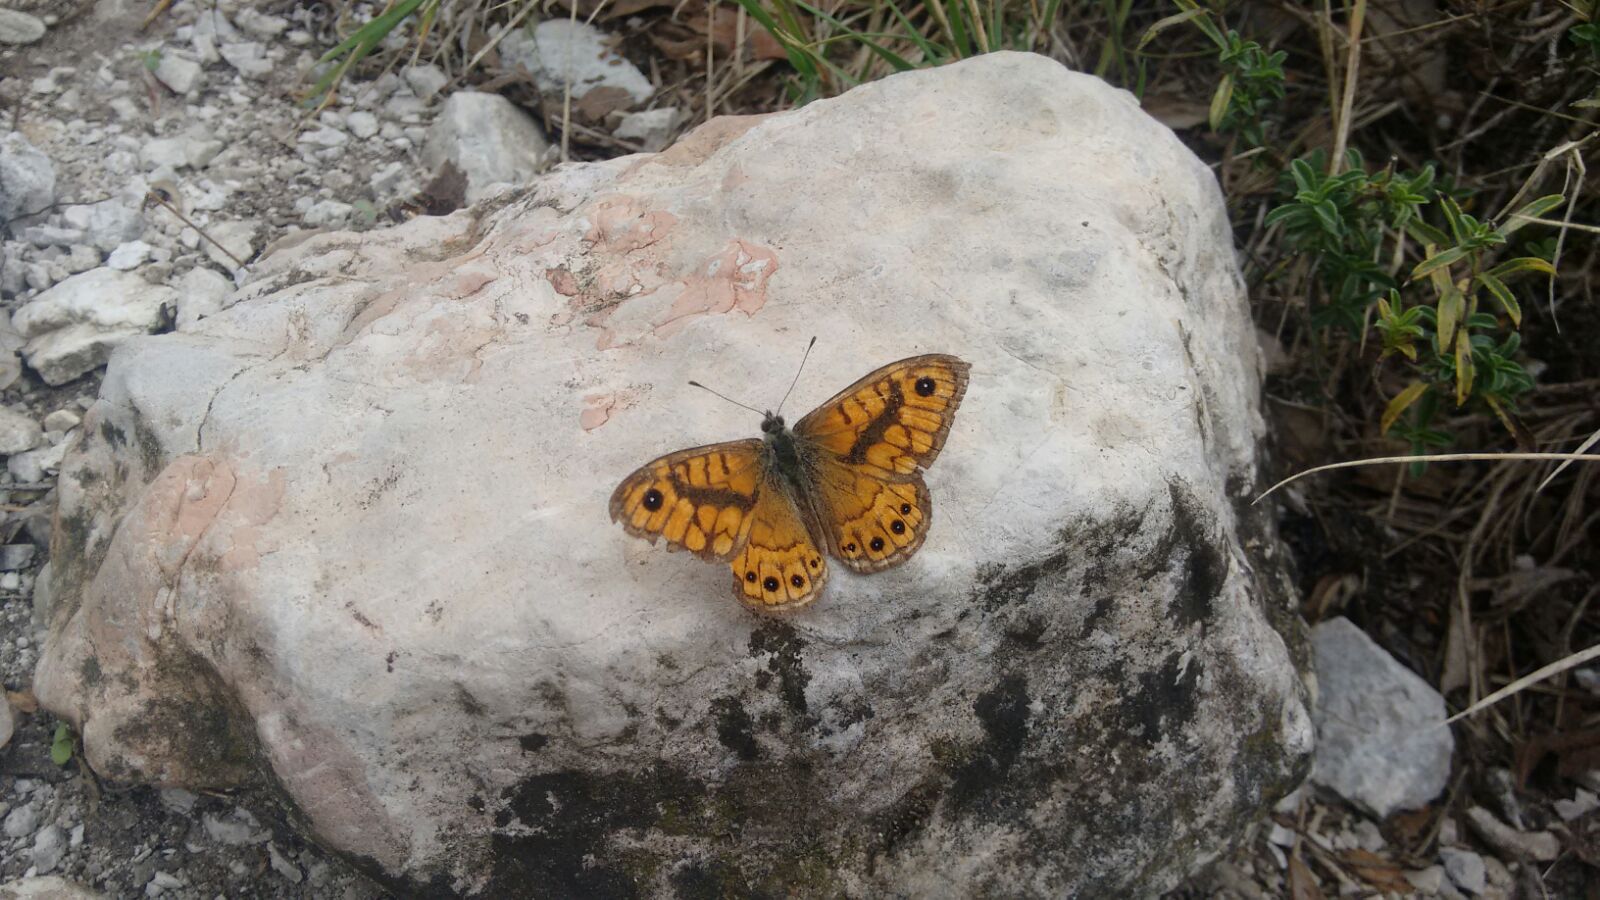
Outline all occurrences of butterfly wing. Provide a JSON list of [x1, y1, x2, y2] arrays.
[[793, 355, 970, 573], [609, 440, 765, 560], [730, 469, 829, 610], [793, 355, 971, 482]]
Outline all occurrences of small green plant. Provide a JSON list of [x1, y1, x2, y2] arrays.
[[734, 0, 1066, 104], [307, 0, 438, 108], [50, 721, 75, 766], [139, 48, 163, 72], [1266, 147, 1559, 452], [1138, 0, 1285, 145]]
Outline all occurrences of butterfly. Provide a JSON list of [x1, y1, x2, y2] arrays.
[[610, 353, 971, 611]]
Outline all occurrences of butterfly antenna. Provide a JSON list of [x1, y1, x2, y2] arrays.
[[688, 380, 765, 416], [775, 336, 818, 416]]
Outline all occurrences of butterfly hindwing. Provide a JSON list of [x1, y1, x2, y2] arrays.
[[793, 354, 971, 482], [608, 440, 764, 561], [808, 461, 932, 573], [730, 467, 829, 609]]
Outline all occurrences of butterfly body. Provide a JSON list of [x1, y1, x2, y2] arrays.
[[611, 354, 970, 611]]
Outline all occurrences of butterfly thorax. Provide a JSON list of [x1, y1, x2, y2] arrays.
[[760, 412, 810, 493]]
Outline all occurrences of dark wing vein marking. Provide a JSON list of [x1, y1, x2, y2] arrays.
[[842, 379, 903, 465]]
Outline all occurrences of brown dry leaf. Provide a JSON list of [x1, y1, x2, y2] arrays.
[[5, 688, 38, 713], [1142, 92, 1210, 130], [1439, 605, 1473, 694], [1288, 853, 1324, 900], [648, 31, 705, 63], [685, 7, 792, 62], [574, 85, 636, 121], [1306, 572, 1360, 619], [1339, 848, 1413, 893], [1387, 807, 1433, 848], [1517, 729, 1600, 784]]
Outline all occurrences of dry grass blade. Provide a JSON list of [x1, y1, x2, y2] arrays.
[[1256, 453, 1600, 503], [1444, 642, 1600, 725], [1537, 427, 1600, 493]]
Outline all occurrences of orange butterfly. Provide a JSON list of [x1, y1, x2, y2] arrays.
[[610, 353, 971, 611]]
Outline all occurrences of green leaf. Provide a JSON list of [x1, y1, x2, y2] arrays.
[[1440, 195, 1468, 245], [1487, 256, 1557, 279], [1209, 74, 1233, 133], [1454, 329, 1474, 405], [51, 722, 73, 766], [1136, 7, 1208, 51], [1499, 193, 1566, 236], [1410, 245, 1469, 281], [1405, 218, 1450, 247], [1382, 382, 1431, 435], [1436, 283, 1464, 352], [1476, 272, 1521, 327]]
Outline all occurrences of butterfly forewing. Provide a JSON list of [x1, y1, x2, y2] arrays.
[[793, 355, 971, 482], [608, 440, 764, 561]]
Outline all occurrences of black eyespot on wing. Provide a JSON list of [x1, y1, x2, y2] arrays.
[[900, 503, 912, 514], [809, 558, 820, 569], [790, 574, 805, 588], [763, 576, 780, 592], [870, 536, 885, 552], [745, 571, 757, 583], [891, 520, 906, 535], [642, 488, 664, 511], [845, 542, 857, 553], [914, 376, 936, 397]]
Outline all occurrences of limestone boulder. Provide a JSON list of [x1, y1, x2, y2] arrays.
[[34, 53, 1311, 896]]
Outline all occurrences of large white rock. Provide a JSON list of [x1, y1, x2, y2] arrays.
[[12, 268, 176, 385], [1310, 617, 1454, 817], [33, 54, 1311, 896]]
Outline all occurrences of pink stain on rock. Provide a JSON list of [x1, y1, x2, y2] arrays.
[[655, 240, 777, 335], [580, 390, 642, 431], [585, 196, 678, 254]]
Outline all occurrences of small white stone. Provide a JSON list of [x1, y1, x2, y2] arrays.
[[220, 41, 273, 78], [613, 107, 681, 152], [0, 407, 43, 454], [1441, 847, 1486, 894], [402, 64, 448, 100], [298, 126, 348, 148], [31, 825, 65, 875], [303, 200, 353, 228], [1406, 865, 1445, 894], [62, 245, 101, 274], [1555, 788, 1599, 821], [174, 266, 233, 330], [346, 111, 379, 139], [234, 8, 287, 37], [107, 241, 154, 271], [43, 409, 82, 433], [153, 53, 203, 95], [3, 803, 37, 838], [0, 9, 47, 45], [110, 96, 141, 120]]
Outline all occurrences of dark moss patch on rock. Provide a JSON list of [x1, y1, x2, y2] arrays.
[[946, 674, 1032, 817], [748, 621, 811, 719], [711, 695, 760, 760], [1116, 650, 1203, 743], [1165, 481, 1222, 628], [493, 767, 695, 898]]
